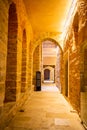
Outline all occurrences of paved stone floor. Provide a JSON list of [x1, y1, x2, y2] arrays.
[[4, 84, 85, 130]]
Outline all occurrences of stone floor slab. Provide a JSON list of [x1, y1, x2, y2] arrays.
[[55, 118, 70, 126], [4, 84, 85, 130]]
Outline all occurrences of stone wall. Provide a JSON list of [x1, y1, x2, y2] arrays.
[[0, 0, 9, 127], [55, 47, 62, 91], [1, 0, 87, 128], [61, 0, 87, 113], [0, 0, 33, 129], [0, 1, 9, 128]]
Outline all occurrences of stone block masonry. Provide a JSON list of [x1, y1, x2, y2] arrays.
[[0, 0, 33, 128]]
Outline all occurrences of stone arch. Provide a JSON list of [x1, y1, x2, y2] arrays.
[[42, 38, 63, 86], [32, 34, 63, 88], [42, 38, 62, 52], [4, 2, 18, 102], [21, 29, 27, 92], [33, 32, 63, 54]]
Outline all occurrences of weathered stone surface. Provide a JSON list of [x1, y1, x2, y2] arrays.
[[3, 87, 84, 130], [61, 0, 87, 113], [33, 45, 42, 85], [0, 0, 33, 128], [0, 0, 87, 129]]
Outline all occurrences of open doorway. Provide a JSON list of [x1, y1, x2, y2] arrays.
[[41, 39, 62, 91], [33, 38, 62, 92]]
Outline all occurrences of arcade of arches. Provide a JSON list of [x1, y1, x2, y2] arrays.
[[0, 0, 87, 128]]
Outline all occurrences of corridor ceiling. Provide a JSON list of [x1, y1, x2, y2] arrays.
[[23, 0, 73, 33]]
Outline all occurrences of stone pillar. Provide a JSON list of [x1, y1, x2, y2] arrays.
[[0, 1, 9, 129], [28, 41, 33, 90], [21, 29, 27, 92], [33, 44, 42, 86], [55, 47, 61, 90]]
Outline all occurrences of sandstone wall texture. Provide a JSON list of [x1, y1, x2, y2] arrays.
[[61, 0, 87, 113], [33, 45, 42, 86], [0, 0, 33, 128], [0, 0, 87, 128], [55, 47, 62, 91]]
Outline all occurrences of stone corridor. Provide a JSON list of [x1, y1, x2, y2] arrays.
[[1, 0, 87, 129], [4, 84, 84, 130]]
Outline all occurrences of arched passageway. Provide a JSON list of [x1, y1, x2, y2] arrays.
[[33, 38, 62, 91], [0, 0, 87, 129]]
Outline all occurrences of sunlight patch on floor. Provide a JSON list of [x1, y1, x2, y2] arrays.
[[55, 118, 70, 126], [41, 83, 59, 92]]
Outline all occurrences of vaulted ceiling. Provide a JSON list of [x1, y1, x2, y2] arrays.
[[23, 0, 73, 33]]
